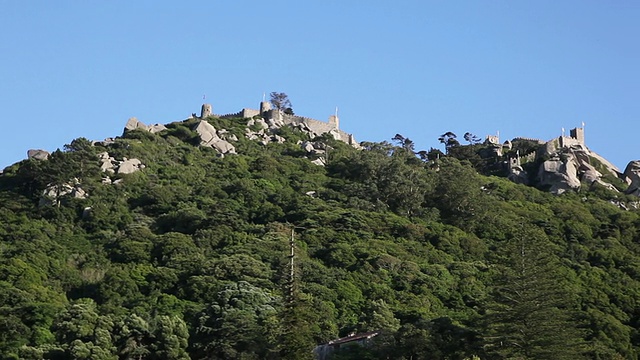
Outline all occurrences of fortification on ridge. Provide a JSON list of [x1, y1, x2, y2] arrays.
[[199, 101, 359, 147]]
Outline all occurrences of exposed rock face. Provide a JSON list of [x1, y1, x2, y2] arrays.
[[124, 117, 166, 134], [98, 152, 116, 173], [538, 155, 581, 195], [98, 152, 144, 175], [193, 121, 236, 155], [93, 138, 116, 147], [580, 162, 601, 184], [624, 161, 640, 196], [532, 146, 618, 195], [40, 179, 88, 206], [311, 158, 326, 166], [299, 141, 329, 166], [27, 149, 50, 160], [507, 166, 528, 185], [125, 117, 146, 131], [118, 158, 145, 174], [148, 124, 167, 133]]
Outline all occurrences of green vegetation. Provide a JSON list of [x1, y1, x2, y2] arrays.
[[0, 116, 639, 359]]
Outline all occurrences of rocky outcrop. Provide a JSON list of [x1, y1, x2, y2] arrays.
[[538, 154, 581, 195], [93, 138, 116, 147], [27, 149, 50, 160], [125, 117, 146, 131], [300, 141, 330, 166], [623, 161, 640, 196], [193, 121, 236, 155], [40, 178, 88, 206], [124, 117, 167, 134], [98, 152, 145, 174], [118, 158, 145, 174], [148, 124, 167, 133], [98, 152, 116, 173], [533, 146, 620, 195], [244, 118, 287, 146], [507, 166, 528, 185]]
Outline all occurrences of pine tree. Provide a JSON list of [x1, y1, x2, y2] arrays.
[[483, 225, 586, 359]]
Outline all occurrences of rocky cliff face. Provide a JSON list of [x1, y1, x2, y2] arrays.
[[538, 146, 622, 194], [623, 161, 640, 196], [537, 153, 582, 195], [506, 140, 622, 195]]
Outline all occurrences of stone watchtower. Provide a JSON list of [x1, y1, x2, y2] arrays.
[[201, 104, 212, 118], [328, 115, 339, 130], [260, 101, 271, 114], [569, 127, 585, 146]]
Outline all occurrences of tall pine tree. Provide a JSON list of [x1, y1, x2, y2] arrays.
[[483, 225, 586, 359]]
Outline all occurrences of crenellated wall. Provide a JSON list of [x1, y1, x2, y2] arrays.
[[512, 137, 545, 144], [202, 102, 357, 147]]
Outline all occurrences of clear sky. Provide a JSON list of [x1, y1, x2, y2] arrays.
[[1, 1, 639, 170]]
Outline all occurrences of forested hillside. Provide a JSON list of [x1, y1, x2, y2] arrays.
[[1, 114, 640, 359]]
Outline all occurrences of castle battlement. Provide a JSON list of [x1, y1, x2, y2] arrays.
[[201, 101, 357, 147], [512, 137, 545, 144]]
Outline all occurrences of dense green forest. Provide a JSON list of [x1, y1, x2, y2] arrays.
[[1, 114, 640, 359]]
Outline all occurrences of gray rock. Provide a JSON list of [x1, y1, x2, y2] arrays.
[[193, 121, 236, 154], [40, 179, 88, 206], [93, 138, 116, 147], [311, 158, 326, 166], [98, 152, 116, 173], [580, 163, 601, 184], [125, 117, 148, 131], [507, 166, 528, 185], [301, 141, 315, 153], [194, 121, 218, 146], [117, 158, 143, 174], [148, 124, 167, 133], [246, 118, 268, 130], [624, 161, 640, 196], [218, 129, 238, 142], [211, 139, 236, 154], [27, 149, 50, 160], [538, 155, 581, 195]]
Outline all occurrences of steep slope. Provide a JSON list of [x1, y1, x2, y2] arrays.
[[0, 112, 639, 359]]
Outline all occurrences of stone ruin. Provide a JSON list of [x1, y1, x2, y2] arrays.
[[490, 125, 639, 196]]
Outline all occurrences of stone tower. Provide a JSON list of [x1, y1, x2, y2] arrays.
[[328, 115, 339, 130], [260, 101, 271, 114], [201, 104, 212, 118], [570, 127, 585, 145]]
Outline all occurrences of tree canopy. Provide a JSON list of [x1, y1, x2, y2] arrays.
[[0, 115, 639, 359]]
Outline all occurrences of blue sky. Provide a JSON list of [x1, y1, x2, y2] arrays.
[[1, 1, 639, 170]]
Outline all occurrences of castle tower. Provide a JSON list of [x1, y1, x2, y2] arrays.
[[508, 152, 521, 171], [569, 127, 585, 146], [328, 115, 339, 130], [260, 101, 271, 114], [200, 104, 212, 118]]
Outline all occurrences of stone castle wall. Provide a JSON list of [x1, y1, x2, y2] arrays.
[[559, 136, 583, 148], [204, 102, 357, 147], [217, 108, 261, 119], [512, 137, 545, 144]]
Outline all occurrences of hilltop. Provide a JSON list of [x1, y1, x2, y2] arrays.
[[11, 100, 640, 203], [1, 100, 640, 359]]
